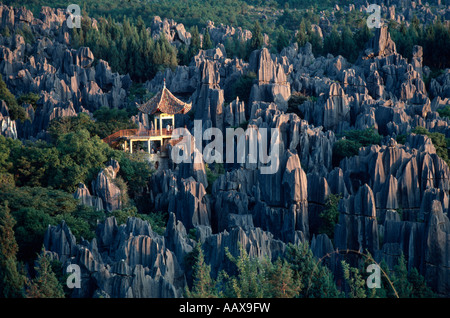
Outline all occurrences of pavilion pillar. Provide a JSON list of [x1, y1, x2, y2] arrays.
[[130, 140, 133, 154], [147, 140, 151, 154], [159, 116, 163, 136]]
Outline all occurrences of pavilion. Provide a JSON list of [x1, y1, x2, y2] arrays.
[[102, 81, 191, 155]]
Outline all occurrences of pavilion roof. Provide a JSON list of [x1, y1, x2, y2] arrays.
[[137, 83, 192, 115]]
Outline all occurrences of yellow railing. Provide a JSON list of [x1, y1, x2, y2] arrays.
[[102, 128, 172, 145]]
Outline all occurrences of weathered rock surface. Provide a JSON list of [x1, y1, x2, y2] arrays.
[[92, 159, 122, 213]]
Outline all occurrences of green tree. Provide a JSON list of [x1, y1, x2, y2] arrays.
[[185, 243, 219, 298], [332, 139, 360, 167], [17, 92, 40, 110], [0, 75, 27, 122], [408, 267, 434, 298], [0, 185, 101, 262], [340, 26, 357, 62], [202, 29, 214, 50], [26, 250, 65, 298], [392, 254, 413, 298], [437, 105, 450, 119], [285, 243, 340, 298], [266, 258, 301, 298], [276, 27, 290, 52], [250, 21, 264, 51], [332, 128, 382, 167], [318, 193, 341, 239], [223, 245, 269, 297], [296, 20, 308, 47], [190, 25, 201, 50], [51, 129, 113, 192], [10, 140, 60, 188], [309, 29, 323, 56], [0, 202, 25, 298], [412, 126, 450, 166], [341, 260, 367, 298]]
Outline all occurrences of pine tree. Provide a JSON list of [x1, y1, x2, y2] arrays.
[[340, 26, 357, 62], [408, 268, 434, 298], [190, 25, 201, 51], [202, 29, 214, 50], [26, 249, 65, 298], [323, 26, 341, 57], [250, 21, 264, 51], [0, 75, 27, 122], [266, 258, 301, 298], [276, 27, 290, 52], [0, 202, 25, 298], [285, 243, 340, 298], [296, 20, 308, 47], [224, 245, 267, 298], [185, 243, 218, 298], [392, 254, 413, 298], [341, 260, 367, 298]]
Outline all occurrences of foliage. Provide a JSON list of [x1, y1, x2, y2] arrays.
[[437, 105, 450, 119], [332, 127, 382, 167], [222, 245, 271, 297], [48, 107, 137, 141], [347, 252, 434, 298], [412, 126, 450, 166], [139, 212, 168, 236], [185, 243, 220, 298], [0, 202, 26, 298], [202, 29, 214, 50], [285, 243, 340, 298], [10, 0, 450, 72], [0, 74, 27, 122], [221, 245, 301, 298], [110, 205, 139, 225], [186, 243, 302, 298], [110, 206, 166, 234], [71, 15, 178, 82], [318, 193, 341, 239], [1, 129, 117, 193], [0, 185, 102, 262], [92, 107, 138, 139], [25, 250, 65, 298], [391, 254, 434, 298], [250, 21, 265, 52], [114, 151, 153, 212], [287, 91, 314, 118], [332, 139, 360, 167], [52, 129, 113, 192], [17, 92, 40, 110], [226, 72, 256, 104], [341, 260, 367, 298], [390, 18, 450, 70], [205, 163, 225, 193]]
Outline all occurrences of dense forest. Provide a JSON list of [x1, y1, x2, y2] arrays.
[[53, 3, 450, 85]]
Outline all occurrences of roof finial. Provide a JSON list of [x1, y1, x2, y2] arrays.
[[163, 78, 166, 89]]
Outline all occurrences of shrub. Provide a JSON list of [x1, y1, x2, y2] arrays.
[[332, 139, 360, 167], [412, 126, 450, 166], [332, 128, 382, 167], [318, 193, 341, 240]]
